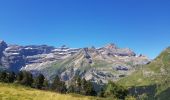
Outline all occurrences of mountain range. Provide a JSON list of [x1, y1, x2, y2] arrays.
[[1, 40, 170, 99], [0, 40, 149, 85]]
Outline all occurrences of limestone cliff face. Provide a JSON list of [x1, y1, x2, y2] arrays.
[[0, 40, 79, 72], [0, 40, 149, 85], [22, 45, 149, 85]]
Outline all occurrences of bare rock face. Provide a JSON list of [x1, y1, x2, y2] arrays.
[[0, 41, 79, 72], [22, 46, 149, 86], [82, 48, 91, 59], [0, 40, 150, 89], [22, 45, 54, 56], [98, 43, 136, 57]]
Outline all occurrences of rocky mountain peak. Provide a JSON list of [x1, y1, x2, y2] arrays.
[[0, 40, 7, 54], [0, 40, 5, 43], [0, 40, 7, 48], [60, 45, 68, 49], [81, 48, 91, 59], [105, 43, 117, 49]]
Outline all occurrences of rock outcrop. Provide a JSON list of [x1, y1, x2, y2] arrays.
[[98, 43, 136, 57]]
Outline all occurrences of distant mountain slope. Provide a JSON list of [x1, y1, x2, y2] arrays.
[[118, 47, 170, 100], [22, 44, 149, 86]]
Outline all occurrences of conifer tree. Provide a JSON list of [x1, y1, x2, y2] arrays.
[[19, 71, 33, 86], [34, 74, 45, 89], [0, 71, 7, 82], [7, 72, 16, 83], [51, 75, 67, 93]]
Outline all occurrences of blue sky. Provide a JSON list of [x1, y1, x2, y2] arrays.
[[0, 0, 170, 59]]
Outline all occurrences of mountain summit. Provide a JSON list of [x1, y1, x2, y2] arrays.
[[104, 43, 117, 49]]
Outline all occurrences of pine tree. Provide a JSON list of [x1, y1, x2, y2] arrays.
[[81, 78, 87, 95], [43, 79, 49, 90], [75, 76, 82, 93], [60, 81, 67, 93], [98, 88, 105, 97], [19, 71, 33, 86], [84, 81, 96, 96], [76, 76, 81, 87], [51, 75, 67, 93], [0, 71, 16, 83], [17, 71, 23, 82], [7, 72, 16, 83], [67, 85, 75, 93], [0, 71, 7, 82], [34, 74, 45, 89], [51, 75, 60, 90]]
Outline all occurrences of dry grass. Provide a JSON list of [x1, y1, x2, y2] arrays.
[[0, 83, 103, 100]]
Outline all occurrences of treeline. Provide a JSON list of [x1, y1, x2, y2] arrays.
[[0, 70, 128, 99]]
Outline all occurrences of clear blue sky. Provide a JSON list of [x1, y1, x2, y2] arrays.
[[0, 0, 170, 59]]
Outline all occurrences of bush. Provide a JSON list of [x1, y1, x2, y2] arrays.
[[104, 81, 128, 99]]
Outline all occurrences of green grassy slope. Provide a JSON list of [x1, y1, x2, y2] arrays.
[[0, 83, 108, 100], [118, 47, 170, 99]]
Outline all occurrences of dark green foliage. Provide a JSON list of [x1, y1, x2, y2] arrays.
[[0, 71, 128, 99], [98, 88, 105, 97], [84, 81, 96, 96], [59, 81, 67, 93], [67, 85, 75, 93], [7, 72, 16, 83], [74, 76, 82, 93], [68, 76, 96, 96], [77, 76, 82, 87], [80, 78, 87, 95], [104, 81, 128, 99], [0, 71, 7, 82], [0, 71, 16, 83], [43, 79, 49, 90], [51, 75, 60, 89], [51, 75, 67, 93], [34, 74, 45, 89], [17, 71, 33, 86], [16, 71, 23, 82]]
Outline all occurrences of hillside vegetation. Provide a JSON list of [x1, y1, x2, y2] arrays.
[[0, 70, 130, 100], [0, 83, 105, 100], [118, 47, 170, 100]]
